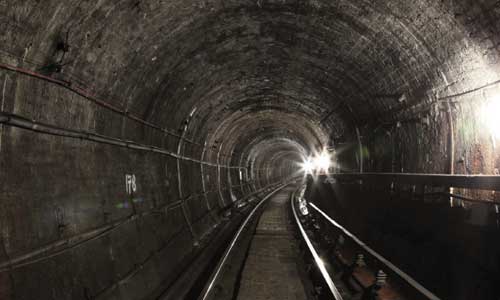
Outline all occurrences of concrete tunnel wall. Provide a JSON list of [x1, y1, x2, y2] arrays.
[[1, 0, 500, 299]]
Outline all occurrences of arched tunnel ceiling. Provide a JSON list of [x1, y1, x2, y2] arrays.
[[205, 109, 327, 156], [2, 0, 500, 166], [3, 1, 500, 299]]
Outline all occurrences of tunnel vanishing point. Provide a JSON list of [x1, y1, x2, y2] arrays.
[[1, 1, 500, 300]]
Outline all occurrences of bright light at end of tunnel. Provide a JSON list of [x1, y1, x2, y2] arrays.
[[313, 151, 331, 172], [301, 150, 331, 174], [301, 157, 314, 174], [481, 96, 500, 139]]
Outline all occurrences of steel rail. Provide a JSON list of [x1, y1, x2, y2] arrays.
[[198, 183, 289, 300], [0, 182, 239, 274], [102, 183, 280, 300], [291, 192, 344, 300], [309, 202, 441, 300], [0, 182, 280, 300]]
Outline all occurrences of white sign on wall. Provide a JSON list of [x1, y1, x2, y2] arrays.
[[125, 174, 137, 194]]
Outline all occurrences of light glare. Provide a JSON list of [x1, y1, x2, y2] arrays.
[[301, 158, 314, 174], [314, 151, 331, 172], [481, 97, 500, 139], [301, 151, 332, 174]]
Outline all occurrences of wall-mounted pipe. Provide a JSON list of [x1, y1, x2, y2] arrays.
[[355, 126, 363, 173], [446, 102, 455, 206], [200, 142, 217, 222], [0, 112, 243, 169], [216, 143, 227, 208], [177, 110, 198, 243], [0, 63, 206, 147], [0, 39, 336, 172], [227, 149, 236, 202]]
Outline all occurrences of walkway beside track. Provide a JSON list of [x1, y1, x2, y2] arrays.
[[236, 186, 308, 300]]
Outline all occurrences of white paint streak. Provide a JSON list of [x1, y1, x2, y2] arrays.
[[22, 44, 31, 62]]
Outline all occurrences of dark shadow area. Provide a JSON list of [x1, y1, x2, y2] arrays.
[[305, 177, 500, 300]]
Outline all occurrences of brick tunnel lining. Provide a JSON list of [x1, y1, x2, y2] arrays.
[[1, 0, 500, 299]]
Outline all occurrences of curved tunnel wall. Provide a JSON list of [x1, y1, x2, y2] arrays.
[[1, 0, 500, 299]]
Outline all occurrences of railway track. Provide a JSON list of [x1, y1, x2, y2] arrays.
[[290, 185, 441, 300], [186, 182, 440, 300]]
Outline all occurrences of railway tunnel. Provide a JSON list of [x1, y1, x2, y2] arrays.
[[1, 1, 500, 299]]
